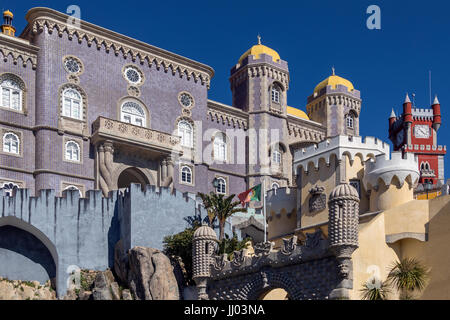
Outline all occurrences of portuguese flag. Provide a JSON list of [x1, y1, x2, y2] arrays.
[[238, 184, 262, 206]]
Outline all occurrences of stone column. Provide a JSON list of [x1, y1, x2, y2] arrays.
[[160, 156, 174, 187], [328, 183, 360, 299], [98, 141, 115, 196]]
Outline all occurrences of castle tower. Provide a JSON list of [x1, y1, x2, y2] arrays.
[[328, 183, 360, 299], [388, 94, 446, 186], [307, 69, 362, 138], [230, 37, 291, 203], [1, 10, 15, 37], [192, 224, 218, 300]]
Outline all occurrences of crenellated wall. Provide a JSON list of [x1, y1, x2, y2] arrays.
[[0, 183, 205, 297]]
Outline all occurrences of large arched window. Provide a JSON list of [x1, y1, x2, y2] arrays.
[[214, 132, 227, 162], [1, 78, 22, 111], [181, 166, 192, 184], [62, 88, 82, 120], [3, 132, 19, 154], [65, 141, 80, 162], [215, 177, 226, 195], [178, 120, 193, 148], [121, 101, 146, 127]]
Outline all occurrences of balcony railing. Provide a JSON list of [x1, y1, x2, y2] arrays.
[[91, 117, 182, 155]]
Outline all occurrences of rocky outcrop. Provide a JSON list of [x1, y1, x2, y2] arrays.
[[0, 278, 56, 300], [114, 243, 180, 300]]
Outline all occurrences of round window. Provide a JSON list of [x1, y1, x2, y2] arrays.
[[64, 57, 81, 74], [179, 92, 193, 108], [124, 67, 142, 84]]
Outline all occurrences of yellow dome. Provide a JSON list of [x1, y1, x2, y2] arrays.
[[238, 37, 280, 64], [314, 72, 354, 94], [287, 106, 309, 120], [3, 10, 13, 18]]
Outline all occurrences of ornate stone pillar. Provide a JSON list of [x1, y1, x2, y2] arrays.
[[328, 183, 359, 299], [160, 156, 174, 187], [98, 141, 115, 196], [192, 224, 218, 300]]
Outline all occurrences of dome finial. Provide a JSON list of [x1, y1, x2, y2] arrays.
[[257, 34, 261, 45], [332, 66, 335, 76]]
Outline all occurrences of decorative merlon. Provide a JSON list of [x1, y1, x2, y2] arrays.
[[0, 33, 38, 69]]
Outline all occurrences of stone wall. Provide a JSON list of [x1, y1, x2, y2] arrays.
[[0, 183, 205, 297]]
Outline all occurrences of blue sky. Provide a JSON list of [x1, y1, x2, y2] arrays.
[[9, 0, 450, 179]]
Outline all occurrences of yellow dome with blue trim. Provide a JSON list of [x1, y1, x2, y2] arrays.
[[287, 106, 309, 120], [238, 36, 281, 64], [3, 10, 13, 18], [314, 69, 354, 94]]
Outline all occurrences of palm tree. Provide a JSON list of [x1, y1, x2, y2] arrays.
[[360, 280, 390, 300], [198, 192, 247, 240], [386, 258, 429, 300]]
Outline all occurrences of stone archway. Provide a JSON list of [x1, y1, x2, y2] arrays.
[[117, 167, 150, 191], [0, 217, 58, 286]]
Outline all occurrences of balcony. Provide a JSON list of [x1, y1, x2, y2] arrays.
[[91, 117, 182, 157]]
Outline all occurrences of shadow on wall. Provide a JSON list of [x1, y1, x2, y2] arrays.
[[0, 225, 56, 284]]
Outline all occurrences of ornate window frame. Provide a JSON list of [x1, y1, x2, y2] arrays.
[[117, 97, 150, 128], [214, 175, 228, 195], [62, 55, 84, 76], [58, 83, 88, 122], [178, 91, 195, 109], [0, 178, 24, 197], [0, 128, 22, 157], [63, 137, 83, 164], [0, 73, 27, 114], [177, 118, 194, 149], [179, 163, 194, 186], [122, 64, 145, 86], [269, 81, 284, 106]]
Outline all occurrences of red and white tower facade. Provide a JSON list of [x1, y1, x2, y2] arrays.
[[388, 94, 446, 186]]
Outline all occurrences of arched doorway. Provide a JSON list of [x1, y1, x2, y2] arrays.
[[117, 167, 150, 191], [0, 225, 56, 284], [258, 288, 290, 300]]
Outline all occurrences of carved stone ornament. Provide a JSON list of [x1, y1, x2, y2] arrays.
[[337, 262, 350, 279], [305, 229, 323, 249], [213, 254, 227, 271], [309, 185, 326, 213], [254, 242, 273, 256], [281, 236, 297, 255], [232, 250, 245, 267]]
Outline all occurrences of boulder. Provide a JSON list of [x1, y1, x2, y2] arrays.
[[110, 282, 121, 300], [127, 247, 180, 300], [122, 289, 133, 300], [92, 270, 115, 300]]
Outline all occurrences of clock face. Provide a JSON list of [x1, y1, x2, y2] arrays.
[[414, 125, 430, 139]]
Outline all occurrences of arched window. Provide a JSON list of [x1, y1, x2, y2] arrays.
[[178, 120, 193, 148], [63, 185, 82, 197], [346, 114, 354, 129], [1, 182, 19, 197], [121, 101, 146, 127], [272, 182, 280, 190], [65, 141, 80, 162], [271, 84, 281, 104], [420, 162, 425, 170], [216, 177, 226, 195], [1, 78, 22, 111], [214, 132, 227, 162], [62, 88, 82, 120], [3, 132, 19, 154], [181, 166, 192, 184]]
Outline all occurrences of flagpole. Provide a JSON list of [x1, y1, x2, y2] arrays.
[[263, 179, 267, 242]]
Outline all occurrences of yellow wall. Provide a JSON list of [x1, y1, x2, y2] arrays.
[[369, 178, 414, 212], [267, 208, 296, 241]]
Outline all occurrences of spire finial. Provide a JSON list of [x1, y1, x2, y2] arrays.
[[390, 108, 396, 118], [332, 66, 335, 76], [433, 95, 440, 105], [404, 93, 411, 103], [257, 34, 261, 45]]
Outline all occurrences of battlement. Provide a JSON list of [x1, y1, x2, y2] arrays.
[[209, 231, 330, 280], [363, 152, 419, 189], [307, 85, 361, 103], [266, 187, 296, 220], [294, 135, 389, 172], [412, 108, 434, 119]]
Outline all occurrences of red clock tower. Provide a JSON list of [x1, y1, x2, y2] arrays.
[[388, 94, 446, 186]]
